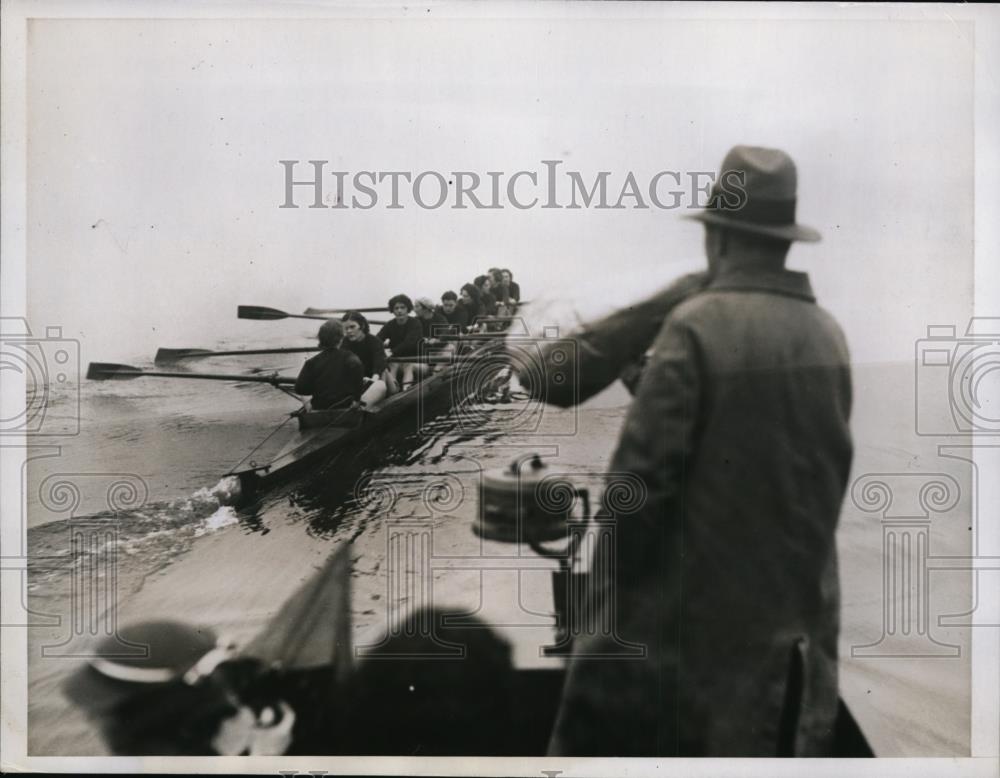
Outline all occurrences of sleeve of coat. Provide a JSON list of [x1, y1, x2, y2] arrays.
[[523, 271, 709, 408], [607, 317, 701, 527]]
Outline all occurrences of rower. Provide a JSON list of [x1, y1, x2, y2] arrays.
[[501, 268, 520, 303], [377, 294, 424, 389], [413, 296, 448, 341], [340, 311, 389, 404], [459, 283, 483, 322], [436, 290, 469, 334], [474, 275, 499, 317], [295, 320, 364, 410], [412, 297, 450, 379]]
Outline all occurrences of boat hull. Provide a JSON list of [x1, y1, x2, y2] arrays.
[[230, 344, 498, 503]]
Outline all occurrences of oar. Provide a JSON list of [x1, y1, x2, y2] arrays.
[[155, 346, 321, 364], [305, 303, 530, 316], [238, 305, 387, 326], [304, 306, 387, 315], [387, 355, 460, 365], [87, 362, 297, 386], [386, 351, 507, 364], [437, 332, 507, 341], [238, 305, 328, 321]]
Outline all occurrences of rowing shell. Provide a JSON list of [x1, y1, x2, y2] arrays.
[[226, 341, 505, 504]]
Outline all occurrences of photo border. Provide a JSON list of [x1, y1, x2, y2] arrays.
[[2, 1, 997, 775]]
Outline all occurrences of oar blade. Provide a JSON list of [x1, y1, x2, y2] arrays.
[[86, 362, 142, 381], [154, 348, 213, 365], [238, 305, 289, 321]]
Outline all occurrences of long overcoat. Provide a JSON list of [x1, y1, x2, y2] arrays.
[[549, 267, 853, 756]]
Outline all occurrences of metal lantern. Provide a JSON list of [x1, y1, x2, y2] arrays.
[[477, 454, 586, 544]]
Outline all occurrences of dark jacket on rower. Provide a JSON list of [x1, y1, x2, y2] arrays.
[[436, 304, 470, 333], [376, 317, 423, 358], [294, 348, 364, 410], [343, 333, 387, 378], [549, 268, 853, 756], [417, 310, 449, 340], [479, 290, 498, 317], [493, 283, 515, 307], [459, 300, 483, 327]]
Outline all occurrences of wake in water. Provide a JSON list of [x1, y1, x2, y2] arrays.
[[202, 475, 244, 507], [28, 484, 246, 606]]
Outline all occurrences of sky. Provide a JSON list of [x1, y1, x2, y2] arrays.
[[24, 13, 975, 365]]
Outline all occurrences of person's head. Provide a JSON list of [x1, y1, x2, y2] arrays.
[[63, 620, 240, 755], [388, 294, 413, 322], [340, 311, 370, 341], [460, 283, 480, 307], [317, 319, 345, 349], [685, 145, 819, 275], [489, 268, 504, 286], [440, 291, 457, 314], [413, 297, 436, 319], [500, 269, 512, 285], [474, 275, 492, 292], [350, 607, 515, 756]]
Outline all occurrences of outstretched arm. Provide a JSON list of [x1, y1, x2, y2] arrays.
[[518, 271, 710, 407]]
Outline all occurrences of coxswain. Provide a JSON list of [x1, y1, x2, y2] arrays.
[[340, 311, 389, 404], [376, 294, 424, 388], [295, 320, 364, 410]]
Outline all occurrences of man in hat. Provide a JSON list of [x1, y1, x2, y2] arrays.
[[295, 319, 365, 410], [63, 620, 295, 755], [547, 146, 853, 756]]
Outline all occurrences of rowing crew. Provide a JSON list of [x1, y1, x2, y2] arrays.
[[294, 271, 521, 413]]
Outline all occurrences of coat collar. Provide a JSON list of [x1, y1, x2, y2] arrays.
[[707, 267, 816, 302]]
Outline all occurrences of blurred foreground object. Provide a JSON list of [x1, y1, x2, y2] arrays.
[[62, 620, 295, 755], [62, 546, 354, 755]]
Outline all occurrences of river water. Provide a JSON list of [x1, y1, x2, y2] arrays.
[[23, 335, 974, 757]]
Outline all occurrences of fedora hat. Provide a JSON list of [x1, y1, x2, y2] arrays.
[[63, 620, 228, 714], [685, 145, 820, 243]]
